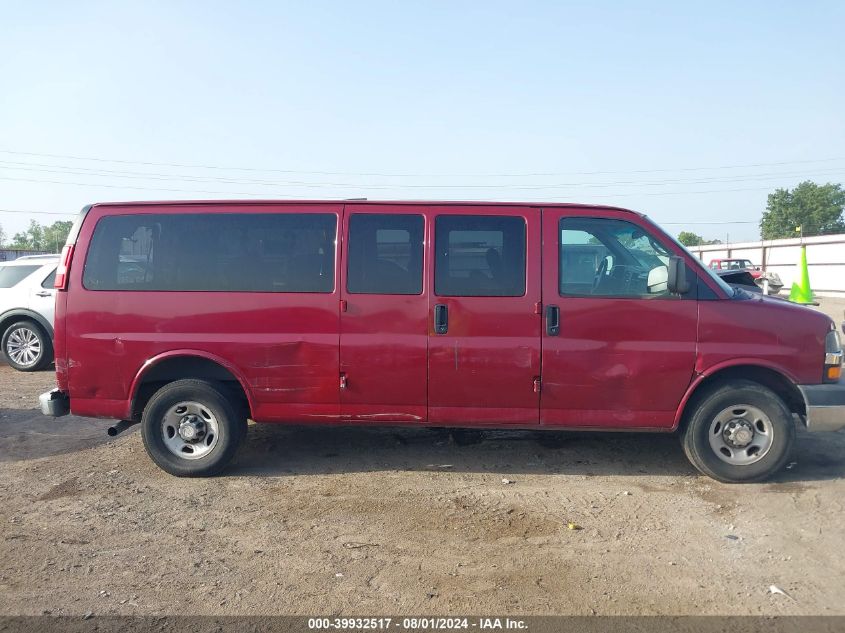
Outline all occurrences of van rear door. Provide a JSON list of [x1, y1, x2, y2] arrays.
[[65, 203, 342, 422]]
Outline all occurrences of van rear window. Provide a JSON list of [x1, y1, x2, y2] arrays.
[[82, 213, 337, 292]]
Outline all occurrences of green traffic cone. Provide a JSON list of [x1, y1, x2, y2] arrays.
[[788, 245, 815, 304]]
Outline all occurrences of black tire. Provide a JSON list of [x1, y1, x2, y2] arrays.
[[1, 319, 53, 372], [681, 380, 795, 483], [141, 379, 248, 477]]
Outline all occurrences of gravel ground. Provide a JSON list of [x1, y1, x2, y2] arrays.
[[0, 298, 843, 616]]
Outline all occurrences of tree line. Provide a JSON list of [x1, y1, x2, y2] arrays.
[[0, 219, 73, 252], [678, 180, 845, 246]]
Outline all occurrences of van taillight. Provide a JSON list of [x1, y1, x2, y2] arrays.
[[54, 244, 74, 290]]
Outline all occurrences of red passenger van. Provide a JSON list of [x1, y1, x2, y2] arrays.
[[39, 201, 845, 482]]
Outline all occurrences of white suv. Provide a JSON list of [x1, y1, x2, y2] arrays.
[[0, 255, 59, 371]]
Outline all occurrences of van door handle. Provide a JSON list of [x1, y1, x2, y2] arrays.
[[35, 291, 53, 297], [545, 305, 560, 336], [434, 304, 449, 334]]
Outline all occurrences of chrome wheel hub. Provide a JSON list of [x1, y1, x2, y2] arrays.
[[723, 419, 755, 448], [6, 327, 41, 367], [708, 404, 774, 466], [177, 415, 206, 442], [161, 402, 219, 460]]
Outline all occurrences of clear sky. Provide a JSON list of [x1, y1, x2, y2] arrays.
[[1, 1, 843, 242]]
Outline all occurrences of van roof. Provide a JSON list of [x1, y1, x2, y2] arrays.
[[87, 199, 645, 216]]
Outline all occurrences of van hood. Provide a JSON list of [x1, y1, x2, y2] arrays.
[[736, 290, 834, 333]]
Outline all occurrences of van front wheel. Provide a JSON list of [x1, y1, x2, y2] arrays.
[[141, 379, 247, 477], [682, 380, 795, 483]]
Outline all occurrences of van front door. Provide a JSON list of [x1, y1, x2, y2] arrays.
[[427, 206, 541, 425], [339, 205, 428, 422], [540, 208, 698, 428]]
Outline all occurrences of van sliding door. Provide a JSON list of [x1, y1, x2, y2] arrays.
[[427, 206, 542, 425]]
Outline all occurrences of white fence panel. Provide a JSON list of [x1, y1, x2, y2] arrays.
[[688, 234, 845, 297]]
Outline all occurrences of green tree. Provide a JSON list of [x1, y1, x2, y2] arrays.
[[10, 220, 73, 252], [677, 231, 721, 246], [10, 220, 45, 250], [0, 223, 6, 247], [760, 181, 845, 240], [678, 231, 705, 246], [43, 220, 73, 252]]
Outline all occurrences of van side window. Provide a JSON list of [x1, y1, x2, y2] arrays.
[[559, 217, 672, 298], [347, 214, 423, 295], [435, 215, 526, 297], [83, 213, 336, 292]]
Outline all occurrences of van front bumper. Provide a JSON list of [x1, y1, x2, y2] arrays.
[[799, 382, 845, 432], [39, 389, 70, 417]]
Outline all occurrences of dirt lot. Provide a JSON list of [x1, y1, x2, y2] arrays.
[[0, 299, 844, 616]]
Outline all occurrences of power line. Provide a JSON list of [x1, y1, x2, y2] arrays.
[[573, 185, 804, 199], [1, 161, 842, 190], [1, 148, 843, 178], [0, 208, 77, 216], [0, 173, 813, 200], [661, 220, 758, 225], [0, 175, 316, 197]]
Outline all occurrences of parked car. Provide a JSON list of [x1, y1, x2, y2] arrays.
[[713, 268, 762, 293], [0, 255, 59, 371], [39, 202, 844, 482], [708, 258, 784, 294]]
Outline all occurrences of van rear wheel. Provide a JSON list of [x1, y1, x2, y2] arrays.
[[141, 379, 247, 477], [681, 380, 795, 483]]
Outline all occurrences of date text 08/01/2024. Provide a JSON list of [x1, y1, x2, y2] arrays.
[[307, 617, 527, 630]]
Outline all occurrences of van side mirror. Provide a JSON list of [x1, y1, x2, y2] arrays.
[[667, 256, 691, 295]]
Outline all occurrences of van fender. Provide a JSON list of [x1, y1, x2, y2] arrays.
[[672, 358, 800, 430], [128, 349, 256, 418], [0, 308, 54, 339]]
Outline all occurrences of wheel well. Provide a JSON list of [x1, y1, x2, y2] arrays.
[[680, 365, 806, 428], [0, 312, 52, 340], [130, 356, 251, 422]]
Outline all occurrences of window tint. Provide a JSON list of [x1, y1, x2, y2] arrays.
[[0, 265, 39, 288], [347, 214, 423, 294], [41, 269, 57, 288], [435, 215, 525, 296], [83, 213, 336, 292], [559, 217, 672, 298]]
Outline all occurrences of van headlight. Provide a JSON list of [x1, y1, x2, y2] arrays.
[[825, 329, 843, 382]]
